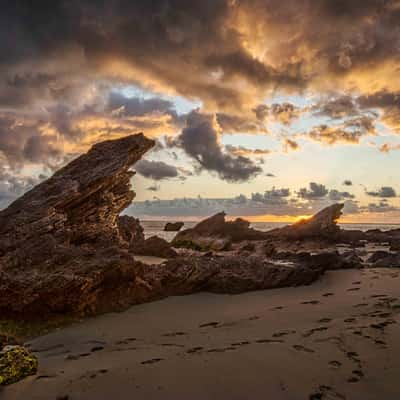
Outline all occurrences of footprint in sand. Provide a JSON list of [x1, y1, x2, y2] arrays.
[[322, 293, 334, 297], [309, 385, 346, 400], [301, 300, 320, 305], [207, 347, 236, 353], [199, 322, 219, 328], [270, 306, 285, 310], [347, 288, 360, 292], [318, 318, 332, 323], [303, 327, 328, 337], [328, 360, 342, 369], [186, 346, 204, 353], [90, 346, 104, 352], [293, 345, 315, 353], [231, 341, 250, 346], [273, 330, 296, 338], [353, 303, 368, 308], [162, 332, 187, 337], [141, 358, 164, 365], [256, 339, 284, 344]]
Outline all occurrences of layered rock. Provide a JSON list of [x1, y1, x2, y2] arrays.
[[0, 133, 325, 320], [0, 133, 155, 317]]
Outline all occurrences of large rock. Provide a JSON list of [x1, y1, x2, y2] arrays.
[[269, 204, 344, 240], [0, 133, 155, 317], [141, 255, 323, 297], [132, 236, 177, 258], [164, 222, 184, 232], [172, 212, 267, 251], [0, 133, 329, 320]]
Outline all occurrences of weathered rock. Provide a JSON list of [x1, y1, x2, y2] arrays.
[[117, 215, 145, 246], [293, 251, 363, 270], [172, 212, 267, 250], [164, 222, 184, 232], [132, 236, 177, 258], [0, 133, 332, 321], [0, 133, 155, 317], [0, 345, 38, 385], [367, 251, 400, 268], [269, 204, 344, 240], [141, 255, 323, 297]]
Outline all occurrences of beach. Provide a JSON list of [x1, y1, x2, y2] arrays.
[[3, 267, 400, 400]]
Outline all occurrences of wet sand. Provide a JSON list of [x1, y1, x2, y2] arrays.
[[3, 268, 400, 400]]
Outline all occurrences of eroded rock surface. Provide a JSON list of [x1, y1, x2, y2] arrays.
[[0, 134, 325, 320], [172, 212, 268, 250], [0, 134, 155, 317]]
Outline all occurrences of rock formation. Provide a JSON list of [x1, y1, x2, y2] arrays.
[[172, 212, 268, 250], [268, 203, 344, 240], [164, 222, 184, 231], [132, 236, 178, 258], [0, 133, 325, 319], [0, 133, 155, 317]]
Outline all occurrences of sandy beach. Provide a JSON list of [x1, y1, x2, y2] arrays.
[[2, 267, 400, 400]]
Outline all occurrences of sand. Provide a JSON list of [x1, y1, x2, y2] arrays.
[[2, 268, 400, 400]]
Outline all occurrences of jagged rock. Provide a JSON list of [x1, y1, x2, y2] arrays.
[[0, 133, 331, 321], [164, 222, 184, 232], [132, 236, 177, 258], [273, 250, 362, 270], [367, 251, 400, 268], [117, 215, 145, 245], [141, 255, 323, 297], [0, 133, 154, 317], [172, 212, 267, 251], [269, 204, 344, 240]]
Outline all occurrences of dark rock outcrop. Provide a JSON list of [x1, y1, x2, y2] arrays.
[[172, 212, 268, 250], [142, 255, 323, 297], [132, 236, 178, 258], [269, 204, 344, 240], [367, 251, 400, 268], [164, 222, 184, 232], [0, 133, 155, 317], [117, 215, 145, 245], [0, 133, 324, 320]]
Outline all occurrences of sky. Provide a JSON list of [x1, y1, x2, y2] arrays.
[[1, 1, 400, 223]]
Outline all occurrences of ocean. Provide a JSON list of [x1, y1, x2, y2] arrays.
[[141, 220, 400, 242]]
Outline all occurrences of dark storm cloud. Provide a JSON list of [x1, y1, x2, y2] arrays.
[[171, 111, 262, 182], [298, 182, 329, 199], [251, 188, 291, 205], [107, 92, 178, 119], [366, 186, 397, 198], [134, 159, 179, 181]]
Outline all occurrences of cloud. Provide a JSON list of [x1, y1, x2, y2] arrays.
[[225, 145, 271, 157], [313, 95, 359, 119], [283, 138, 299, 152], [343, 180, 353, 186], [251, 187, 291, 205], [366, 186, 397, 198], [298, 182, 329, 199], [379, 143, 400, 153], [134, 159, 179, 180], [171, 110, 262, 182], [328, 189, 355, 201], [304, 116, 376, 145], [362, 200, 400, 213]]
